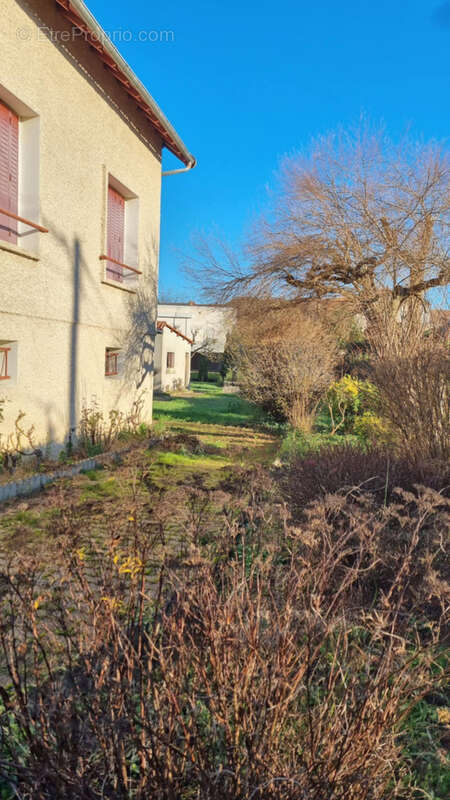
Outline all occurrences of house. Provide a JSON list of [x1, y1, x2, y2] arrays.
[[157, 302, 235, 371], [0, 0, 194, 449], [153, 320, 193, 392]]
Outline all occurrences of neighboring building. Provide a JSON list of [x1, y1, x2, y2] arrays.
[[0, 0, 194, 448], [154, 321, 193, 392], [157, 303, 235, 370]]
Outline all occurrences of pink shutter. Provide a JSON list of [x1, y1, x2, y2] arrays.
[[0, 101, 18, 244], [107, 186, 125, 282]]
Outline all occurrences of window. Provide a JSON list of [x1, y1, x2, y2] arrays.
[[166, 352, 175, 369], [0, 88, 42, 254], [0, 340, 17, 382], [106, 185, 125, 282], [105, 348, 120, 376], [102, 176, 140, 286], [0, 346, 10, 379], [0, 100, 18, 244]]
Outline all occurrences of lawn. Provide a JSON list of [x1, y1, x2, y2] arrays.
[[153, 381, 264, 427]]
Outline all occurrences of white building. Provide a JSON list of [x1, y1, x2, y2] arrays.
[[157, 303, 235, 362], [154, 321, 192, 392]]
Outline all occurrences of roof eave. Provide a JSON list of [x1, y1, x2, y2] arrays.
[[55, 0, 196, 167]]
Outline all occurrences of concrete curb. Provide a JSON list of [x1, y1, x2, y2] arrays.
[[0, 449, 130, 504]]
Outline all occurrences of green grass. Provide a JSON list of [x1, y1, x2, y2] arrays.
[[146, 447, 233, 489], [279, 428, 364, 462], [153, 382, 264, 427], [401, 697, 450, 799], [79, 474, 122, 502]]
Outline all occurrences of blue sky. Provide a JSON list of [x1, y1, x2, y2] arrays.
[[88, 0, 450, 300]]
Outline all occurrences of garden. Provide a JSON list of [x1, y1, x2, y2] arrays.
[[0, 125, 449, 799]]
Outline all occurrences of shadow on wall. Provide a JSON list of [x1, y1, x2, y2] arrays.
[[48, 223, 98, 444], [122, 242, 159, 390], [32, 224, 157, 448], [1, 210, 160, 455], [70, 238, 81, 433]]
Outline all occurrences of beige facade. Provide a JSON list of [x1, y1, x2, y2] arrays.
[[0, 0, 193, 449], [154, 322, 192, 392]]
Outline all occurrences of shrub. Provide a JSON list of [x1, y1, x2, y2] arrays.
[[0, 478, 448, 799], [324, 375, 391, 444], [0, 410, 42, 475], [285, 444, 449, 511], [374, 344, 449, 462], [197, 354, 209, 382], [78, 394, 146, 455], [230, 307, 338, 431]]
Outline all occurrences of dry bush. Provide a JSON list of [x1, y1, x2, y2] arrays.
[[228, 302, 338, 430], [78, 394, 146, 454], [0, 479, 448, 799], [285, 443, 449, 510], [374, 343, 449, 462], [0, 410, 42, 475]]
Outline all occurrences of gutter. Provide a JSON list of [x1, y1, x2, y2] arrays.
[[55, 0, 196, 169]]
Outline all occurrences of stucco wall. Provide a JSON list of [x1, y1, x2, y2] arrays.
[[0, 0, 163, 448], [154, 326, 191, 392]]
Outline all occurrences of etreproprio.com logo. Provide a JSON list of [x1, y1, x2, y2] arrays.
[[16, 25, 175, 43]]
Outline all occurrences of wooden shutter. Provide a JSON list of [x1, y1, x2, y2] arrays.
[[0, 101, 18, 244], [107, 186, 125, 282]]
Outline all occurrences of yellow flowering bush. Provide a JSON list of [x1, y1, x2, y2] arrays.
[[354, 410, 393, 445], [326, 375, 387, 441]]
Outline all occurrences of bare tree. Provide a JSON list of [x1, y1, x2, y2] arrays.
[[190, 327, 220, 358], [186, 125, 450, 355]]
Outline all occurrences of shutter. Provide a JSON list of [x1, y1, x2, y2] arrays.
[[0, 101, 18, 244], [107, 186, 125, 282]]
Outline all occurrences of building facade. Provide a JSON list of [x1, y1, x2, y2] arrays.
[[157, 303, 235, 369], [153, 321, 192, 392], [0, 0, 194, 449]]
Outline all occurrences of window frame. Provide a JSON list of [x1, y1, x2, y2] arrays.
[[0, 100, 19, 245], [0, 347, 11, 380], [166, 351, 175, 369], [105, 348, 120, 377], [0, 87, 42, 255], [102, 173, 140, 288]]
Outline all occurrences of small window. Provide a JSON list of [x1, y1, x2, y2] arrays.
[[0, 340, 17, 382], [105, 348, 120, 376], [166, 351, 175, 369], [0, 346, 10, 379]]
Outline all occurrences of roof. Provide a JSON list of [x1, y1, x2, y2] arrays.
[[54, 0, 195, 167], [158, 302, 230, 309], [157, 320, 194, 344]]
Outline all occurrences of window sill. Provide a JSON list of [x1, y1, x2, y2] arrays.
[[101, 278, 137, 294], [0, 240, 39, 261]]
